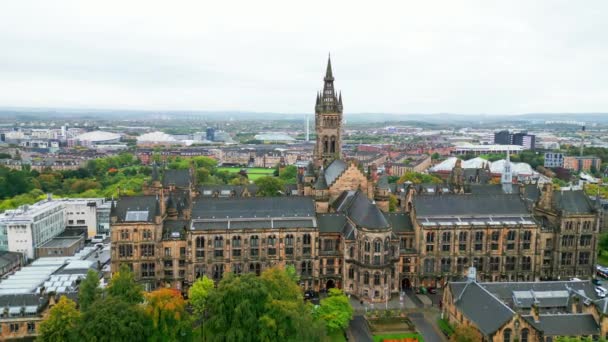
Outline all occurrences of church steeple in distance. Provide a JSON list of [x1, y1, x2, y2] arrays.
[[314, 54, 343, 167]]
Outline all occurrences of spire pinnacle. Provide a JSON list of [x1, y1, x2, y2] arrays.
[[325, 53, 334, 80]]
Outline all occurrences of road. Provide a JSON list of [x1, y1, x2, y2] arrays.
[[348, 315, 373, 342], [409, 312, 446, 342]]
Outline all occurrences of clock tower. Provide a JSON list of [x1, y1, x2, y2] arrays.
[[314, 55, 343, 167]]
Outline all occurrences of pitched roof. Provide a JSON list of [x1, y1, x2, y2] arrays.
[[162, 169, 191, 187], [383, 213, 413, 232], [324, 159, 348, 187], [553, 190, 595, 214], [414, 194, 529, 217], [163, 220, 189, 239], [522, 314, 599, 337], [450, 281, 514, 336], [333, 190, 390, 229], [317, 213, 347, 233], [191, 197, 316, 220], [314, 169, 329, 190], [376, 175, 390, 190], [113, 196, 159, 223]]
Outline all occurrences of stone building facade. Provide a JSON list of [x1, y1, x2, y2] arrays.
[[110, 57, 601, 303]]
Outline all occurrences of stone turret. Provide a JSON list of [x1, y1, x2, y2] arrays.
[[448, 159, 465, 194]]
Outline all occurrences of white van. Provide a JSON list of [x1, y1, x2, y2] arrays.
[[91, 234, 106, 244]]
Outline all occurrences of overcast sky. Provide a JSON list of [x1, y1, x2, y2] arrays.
[[1, 1, 607, 115]]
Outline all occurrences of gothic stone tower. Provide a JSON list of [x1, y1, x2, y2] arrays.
[[314, 55, 343, 167]]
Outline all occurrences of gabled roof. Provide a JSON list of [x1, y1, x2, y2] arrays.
[[324, 159, 348, 187], [450, 281, 514, 336], [333, 190, 390, 229], [114, 196, 159, 223], [162, 169, 191, 187], [317, 213, 347, 233], [522, 314, 599, 337], [553, 190, 595, 214]]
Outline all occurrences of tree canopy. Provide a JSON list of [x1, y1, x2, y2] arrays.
[[450, 325, 480, 342], [37, 296, 80, 342], [314, 288, 353, 334], [106, 264, 144, 304], [78, 269, 101, 312], [188, 275, 214, 316], [145, 288, 191, 342], [397, 171, 442, 184], [254, 176, 285, 196]]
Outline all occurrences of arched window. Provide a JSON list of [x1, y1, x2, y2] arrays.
[[232, 236, 241, 247], [323, 136, 329, 153], [250, 263, 261, 276], [303, 234, 311, 245], [348, 267, 354, 279], [374, 239, 382, 253], [520, 328, 529, 342], [364, 272, 369, 285], [267, 234, 277, 255], [349, 246, 355, 258], [364, 240, 371, 252], [503, 328, 511, 342], [330, 136, 336, 153], [212, 264, 224, 280], [233, 263, 242, 275], [195, 237, 205, 258], [214, 236, 223, 248], [374, 272, 381, 285]]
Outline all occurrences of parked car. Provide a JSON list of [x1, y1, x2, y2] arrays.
[[593, 279, 603, 286], [427, 287, 438, 294], [595, 286, 607, 298]]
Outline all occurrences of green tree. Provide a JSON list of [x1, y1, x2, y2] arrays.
[[189, 275, 214, 316], [254, 176, 285, 196], [389, 194, 398, 212], [107, 264, 144, 304], [431, 152, 440, 160], [279, 165, 298, 184], [37, 296, 80, 342], [450, 325, 480, 342], [314, 288, 353, 334], [397, 171, 442, 184], [78, 269, 102, 312], [285, 264, 300, 284], [75, 297, 152, 342]]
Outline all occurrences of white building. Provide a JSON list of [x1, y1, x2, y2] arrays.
[[452, 144, 524, 156], [62, 198, 109, 239], [2, 200, 66, 261], [544, 152, 565, 168]]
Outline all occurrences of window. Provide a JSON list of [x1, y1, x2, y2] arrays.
[[503, 328, 512, 342], [251, 235, 260, 257], [426, 232, 435, 243], [374, 239, 382, 253], [118, 244, 133, 258], [490, 257, 500, 271], [456, 257, 468, 272], [579, 251, 590, 265], [521, 256, 531, 271], [214, 236, 224, 248], [214, 249, 223, 258], [583, 221, 592, 230], [426, 244, 434, 252], [143, 230, 152, 240], [521, 328, 529, 342], [505, 256, 516, 271], [233, 248, 241, 257], [27, 322, 35, 333], [250, 263, 262, 276], [301, 261, 312, 276], [164, 260, 173, 268], [141, 263, 155, 277], [458, 232, 467, 251], [268, 235, 277, 256], [522, 230, 532, 250], [302, 234, 311, 255], [441, 258, 451, 272], [285, 234, 294, 255], [474, 231, 484, 251], [348, 267, 354, 279], [212, 264, 224, 280], [120, 230, 130, 240], [490, 231, 500, 250], [561, 252, 573, 266], [10, 323, 19, 333], [232, 236, 241, 248], [365, 240, 371, 252], [424, 258, 435, 273], [77, 219, 85, 225], [400, 237, 407, 250], [195, 237, 205, 258], [580, 235, 592, 247], [324, 239, 335, 251], [180, 247, 186, 257], [364, 271, 370, 285], [365, 255, 370, 264], [195, 265, 205, 278], [562, 235, 575, 247], [374, 272, 381, 285], [374, 255, 381, 265], [164, 247, 171, 257], [348, 246, 354, 258], [506, 230, 516, 250], [233, 263, 243, 275], [141, 244, 155, 257], [565, 221, 573, 230], [473, 257, 484, 272]]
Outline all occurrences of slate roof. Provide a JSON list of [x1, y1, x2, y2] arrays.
[[383, 213, 413, 232], [450, 281, 514, 336], [480, 280, 599, 303], [162, 169, 191, 187], [317, 213, 347, 233], [0, 293, 49, 312], [191, 197, 316, 220], [314, 169, 329, 190], [333, 190, 390, 229], [113, 196, 159, 223], [376, 176, 390, 190], [414, 194, 529, 218], [163, 220, 189, 239], [553, 190, 595, 214], [522, 314, 599, 336], [324, 159, 348, 187]]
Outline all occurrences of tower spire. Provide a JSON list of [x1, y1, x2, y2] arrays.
[[325, 53, 334, 80], [502, 147, 513, 194]]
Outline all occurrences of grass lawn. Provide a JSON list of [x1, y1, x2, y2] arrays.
[[328, 331, 347, 342], [216, 167, 275, 174], [599, 251, 608, 266], [372, 333, 424, 342]]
